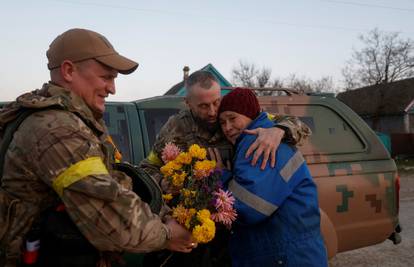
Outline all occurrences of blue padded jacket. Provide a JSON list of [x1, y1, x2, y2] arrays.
[[222, 112, 328, 267]]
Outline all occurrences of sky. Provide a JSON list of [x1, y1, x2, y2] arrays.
[[0, 0, 413, 101]]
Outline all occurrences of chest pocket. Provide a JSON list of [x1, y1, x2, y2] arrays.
[[174, 132, 197, 150]]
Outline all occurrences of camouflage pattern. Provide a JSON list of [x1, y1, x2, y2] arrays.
[[259, 94, 399, 258], [268, 113, 312, 146], [0, 83, 169, 266], [140, 109, 311, 191]]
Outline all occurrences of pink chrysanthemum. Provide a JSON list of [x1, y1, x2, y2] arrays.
[[211, 209, 237, 227], [213, 189, 235, 211], [161, 142, 181, 163]]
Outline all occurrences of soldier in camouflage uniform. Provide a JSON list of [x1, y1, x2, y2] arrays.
[[0, 28, 195, 267], [140, 71, 311, 266]]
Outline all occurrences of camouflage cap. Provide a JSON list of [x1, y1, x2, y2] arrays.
[[47, 28, 138, 74]]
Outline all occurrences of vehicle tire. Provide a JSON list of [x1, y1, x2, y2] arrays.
[[320, 208, 338, 259]]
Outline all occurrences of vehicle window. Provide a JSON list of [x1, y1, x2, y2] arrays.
[[104, 105, 132, 162], [143, 108, 181, 148], [298, 116, 315, 132], [263, 104, 365, 155]]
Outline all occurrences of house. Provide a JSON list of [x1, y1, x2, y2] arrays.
[[337, 78, 414, 157], [164, 63, 232, 96]]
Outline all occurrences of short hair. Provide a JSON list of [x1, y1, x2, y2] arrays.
[[185, 71, 219, 93], [49, 59, 93, 81]]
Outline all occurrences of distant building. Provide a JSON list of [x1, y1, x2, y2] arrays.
[[337, 78, 414, 157], [165, 63, 232, 96]]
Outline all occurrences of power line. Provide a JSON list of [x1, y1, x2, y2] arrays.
[[320, 0, 414, 12], [48, 0, 192, 16], [48, 0, 412, 34]]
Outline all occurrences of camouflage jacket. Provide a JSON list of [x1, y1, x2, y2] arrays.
[[0, 83, 169, 266], [140, 109, 311, 191]]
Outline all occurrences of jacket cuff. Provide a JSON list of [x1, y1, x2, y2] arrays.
[[160, 223, 171, 249], [274, 123, 294, 144]]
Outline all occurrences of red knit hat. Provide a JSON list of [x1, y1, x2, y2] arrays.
[[218, 88, 260, 120]]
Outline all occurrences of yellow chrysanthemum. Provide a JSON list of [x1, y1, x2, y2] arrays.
[[181, 189, 197, 206], [188, 144, 207, 160], [192, 219, 216, 243], [171, 160, 183, 170], [176, 152, 192, 165], [181, 188, 191, 198], [172, 205, 196, 229], [185, 208, 197, 229], [172, 205, 189, 225], [160, 164, 174, 177], [181, 189, 196, 198], [162, 193, 173, 202], [197, 209, 211, 223], [172, 171, 187, 187], [195, 160, 216, 172], [160, 160, 183, 177], [193, 160, 216, 179]]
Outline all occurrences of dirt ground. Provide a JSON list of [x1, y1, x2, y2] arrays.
[[329, 171, 414, 267]]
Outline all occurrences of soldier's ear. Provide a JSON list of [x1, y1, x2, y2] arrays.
[[60, 60, 76, 82], [184, 96, 191, 108]]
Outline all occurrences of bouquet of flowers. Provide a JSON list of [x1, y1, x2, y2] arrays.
[[160, 143, 237, 244]]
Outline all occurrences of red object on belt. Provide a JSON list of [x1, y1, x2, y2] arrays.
[[23, 240, 40, 264], [55, 203, 66, 212]]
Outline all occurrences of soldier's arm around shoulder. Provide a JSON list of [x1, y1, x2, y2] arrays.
[[26, 110, 170, 253], [268, 113, 312, 146]]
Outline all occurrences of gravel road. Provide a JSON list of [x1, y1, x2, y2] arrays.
[[329, 172, 414, 267]]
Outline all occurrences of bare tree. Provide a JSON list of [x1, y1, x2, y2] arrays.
[[231, 60, 257, 87], [271, 77, 284, 89], [312, 76, 336, 93], [342, 28, 414, 90], [231, 60, 337, 95], [231, 61, 273, 88], [287, 75, 337, 94], [256, 67, 272, 88], [284, 74, 313, 93]]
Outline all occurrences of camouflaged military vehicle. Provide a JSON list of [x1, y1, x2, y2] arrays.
[[0, 89, 401, 261], [102, 90, 401, 259]]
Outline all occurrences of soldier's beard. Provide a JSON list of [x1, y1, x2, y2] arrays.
[[194, 115, 220, 134]]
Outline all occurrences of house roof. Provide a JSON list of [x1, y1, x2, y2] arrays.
[[336, 78, 414, 116], [165, 80, 185, 95], [164, 63, 232, 96]]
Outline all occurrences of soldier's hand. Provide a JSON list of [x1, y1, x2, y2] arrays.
[[165, 218, 197, 253], [244, 127, 285, 170], [208, 148, 231, 170]]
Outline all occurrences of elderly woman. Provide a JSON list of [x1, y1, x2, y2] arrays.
[[212, 88, 327, 267]]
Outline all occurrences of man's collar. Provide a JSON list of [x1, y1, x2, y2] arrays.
[[45, 83, 106, 135]]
